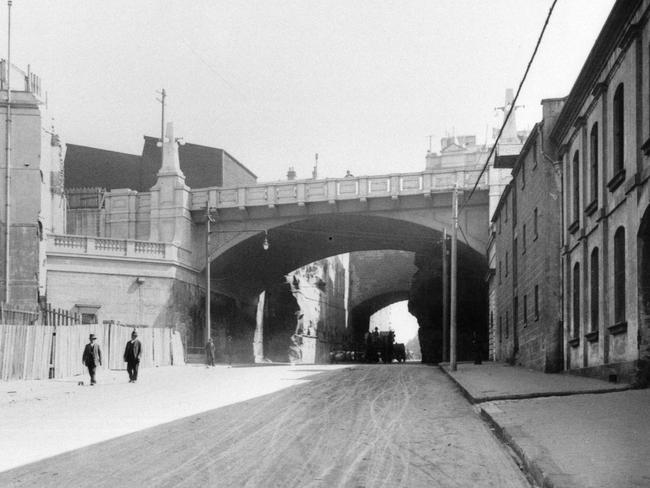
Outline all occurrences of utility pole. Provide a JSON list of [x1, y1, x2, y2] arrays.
[[156, 88, 166, 144], [205, 205, 213, 346], [450, 186, 458, 371], [3, 1, 12, 303], [442, 228, 448, 362]]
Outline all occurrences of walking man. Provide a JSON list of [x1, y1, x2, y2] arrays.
[[205, 337, 215, 367], [82, 333, 102, 385], [123, 330, 142, 383]]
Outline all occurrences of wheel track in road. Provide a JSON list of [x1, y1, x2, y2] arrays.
[[0, 364, 532, 488]]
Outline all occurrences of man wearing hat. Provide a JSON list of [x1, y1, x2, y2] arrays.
[[82, 333, 102, 385], [123, 330, 142, 383]]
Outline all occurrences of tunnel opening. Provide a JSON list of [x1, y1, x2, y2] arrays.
[[202, 214, 488, 365]]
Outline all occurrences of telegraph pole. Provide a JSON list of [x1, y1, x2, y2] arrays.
[[205, 205, 212, 345], [450, 186, 458, 371], [156, 88, 166, 144], [3, 1, 12, 303], [442, 228, 448, 362]]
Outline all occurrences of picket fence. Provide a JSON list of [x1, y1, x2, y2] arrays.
[[0, 323, 185, 381]]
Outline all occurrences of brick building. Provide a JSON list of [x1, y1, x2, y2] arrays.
[[551, 0, 650, 384], [488, 98, 565, 371]]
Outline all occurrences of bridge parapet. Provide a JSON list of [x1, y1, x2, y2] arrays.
[[191, 169, 487, 211], [47, 234, 195, 267]]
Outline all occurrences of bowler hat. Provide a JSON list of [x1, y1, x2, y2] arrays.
[[131, 330, 138, 337], [89, 333, 97, 340]]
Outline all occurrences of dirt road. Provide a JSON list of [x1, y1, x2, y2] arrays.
[[0, 364, 531, 487]]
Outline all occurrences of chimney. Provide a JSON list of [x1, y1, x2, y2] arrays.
[[287, 166, 296, 181]]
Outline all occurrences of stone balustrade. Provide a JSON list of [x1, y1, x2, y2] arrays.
[[191, 169, 487, 211], [48, 234, 190, 265]]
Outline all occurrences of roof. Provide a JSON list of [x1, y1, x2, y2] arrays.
[[64, 137, 255, 192], [64, 144, 141, 191], [141, 136, 224, 189]]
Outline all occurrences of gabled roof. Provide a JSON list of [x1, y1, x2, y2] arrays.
[[440, 142, 467, 153]]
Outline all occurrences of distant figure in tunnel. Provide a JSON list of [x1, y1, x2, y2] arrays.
[[205, 337, 215, 367], [472, 332, 482, 365]]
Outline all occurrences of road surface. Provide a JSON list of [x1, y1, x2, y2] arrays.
[[0, 364, 531, 487]]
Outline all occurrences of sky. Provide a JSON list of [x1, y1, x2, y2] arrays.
[[3, 0, 615, 183]]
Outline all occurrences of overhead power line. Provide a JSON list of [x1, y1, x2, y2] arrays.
[[461, 0, 559, 212]]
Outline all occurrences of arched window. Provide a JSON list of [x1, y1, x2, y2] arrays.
[[613, 84, 624, 175], [573, 262, 581, 338], [590, 248, 599, 333], [614, 227, 626, 323], [590, 123, 598, 203], [573, 150, 580, 222]]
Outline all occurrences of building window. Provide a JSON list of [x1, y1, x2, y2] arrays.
[[522, 224, 526, 254], [613, 84, 624, 175], [523, 294, 528, 326], [572, 150, 580, 222], [573, 262, 581, 338], [499, 315, 503, 343], [590, 123, 599, 204], [534, 285, 539, 321], [614, 227, 626, 324], [533, 208, 538, 240], [513, 238, 518, 287], [590, 247, 599, 333]]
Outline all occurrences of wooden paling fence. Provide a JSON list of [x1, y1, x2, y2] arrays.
[[0, 325, 54, 380], [0, 322, 184, 381]]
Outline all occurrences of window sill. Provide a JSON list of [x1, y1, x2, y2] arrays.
[[585, 330, 599, 343], [607, 169, 626, 192], [584, 200, 598, 216], [608, 321, 627, 335], [568, 220, 580, 234], [568, 337, 580, 348]]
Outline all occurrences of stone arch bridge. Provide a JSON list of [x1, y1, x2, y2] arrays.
[[189, 169, 490, 359]]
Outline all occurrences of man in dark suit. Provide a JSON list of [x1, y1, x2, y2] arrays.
[[82, 333, 102, 385], [123, 330, 142, 383]]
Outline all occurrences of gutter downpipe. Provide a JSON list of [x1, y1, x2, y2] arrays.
[[540, 122, 564, 370], [4, 1, 11, 303]]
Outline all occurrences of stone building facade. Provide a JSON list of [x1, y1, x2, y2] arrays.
[[488, 98, 565, 371], [551, 0, 650, 384], [0, 62, 64, 305]]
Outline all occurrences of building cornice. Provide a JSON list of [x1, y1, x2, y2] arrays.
[[551, 0, 644, 144]]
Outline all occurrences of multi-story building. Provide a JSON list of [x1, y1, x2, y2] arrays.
[[488, 98, 565, 371], [0, 62, 65, 305], [551, 0, 650, 384]]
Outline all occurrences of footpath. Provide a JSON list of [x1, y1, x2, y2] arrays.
[[440, 362, 649, 488]]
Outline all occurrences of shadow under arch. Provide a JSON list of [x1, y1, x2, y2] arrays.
[[208, 214, 486, 301]]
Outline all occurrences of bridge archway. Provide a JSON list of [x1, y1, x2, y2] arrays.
[[207, 214, 485, 300], [200, 212, 488, 364]]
